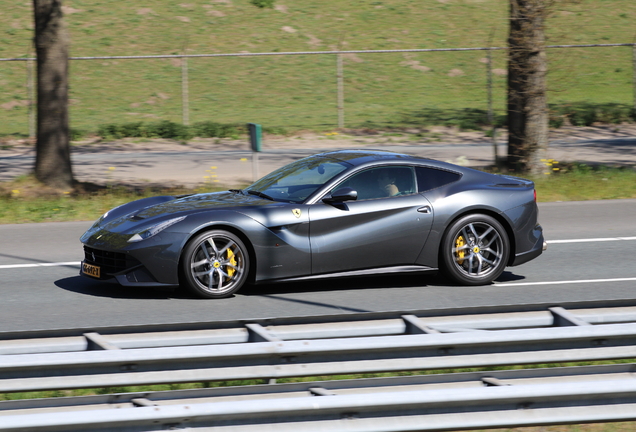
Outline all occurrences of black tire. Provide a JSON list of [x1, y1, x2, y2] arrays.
[[181, 230, 249, 299], [440, 214, 509, 286]]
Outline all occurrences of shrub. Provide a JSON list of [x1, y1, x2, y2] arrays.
[[145, 120, 193, 140], [97, 120, 243, 141], [250, 0, 275, 8], [549, 102, 635, 127], [548, 114, 564, 129], [191, 121, 240, 138], [70, 128, 87, 141], [262, 125, 288, 135], [97, 122, 144, 139], [401, 107, 492, 131]]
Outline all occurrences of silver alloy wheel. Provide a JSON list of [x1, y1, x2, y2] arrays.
[[189, 232, 246, 296], [451, 221, 504, 279]]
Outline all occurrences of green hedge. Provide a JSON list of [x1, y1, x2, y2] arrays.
[[94, 120, 289, 141], [401, 103, 635, 131], [88, 102, 635, 142], [549, 102, 635, 127], [96, 120, 242, 140]]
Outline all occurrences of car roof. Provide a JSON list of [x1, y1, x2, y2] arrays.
[[315, 149, 431, 167]]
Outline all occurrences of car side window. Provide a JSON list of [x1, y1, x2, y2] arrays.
[[415, 167, 461, 192], [333, 166, 416, 200]]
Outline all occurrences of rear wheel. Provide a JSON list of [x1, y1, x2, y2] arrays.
[[441, 214, 509, 285], [181, 230, 249, 299]]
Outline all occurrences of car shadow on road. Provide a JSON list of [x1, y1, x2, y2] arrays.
[[239, 272, 447, 297], [240, 270, 526, 297], [55, 272, 446, 300], [55, 270, 527, 300], [495, 271, 526, 282], [54, 276, 191, 300]]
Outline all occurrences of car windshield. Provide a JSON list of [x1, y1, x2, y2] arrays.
[[244, 155, 351, 203]]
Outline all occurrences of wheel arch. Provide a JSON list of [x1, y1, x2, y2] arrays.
[[178, 223, 258, 286], [439, 208, 516, 266]]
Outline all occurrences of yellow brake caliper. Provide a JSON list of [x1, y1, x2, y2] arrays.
[[455, 236, 466, 265], [226, 248, 237, 280]]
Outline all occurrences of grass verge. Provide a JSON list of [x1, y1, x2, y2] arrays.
[[531, 163, 636, 202], [2, 163, 636, 224], [0, 176, 223, 224]]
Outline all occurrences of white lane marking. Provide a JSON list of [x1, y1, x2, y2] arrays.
[[547, 237, 636, 244], [0, 261, 80, 270], [0, 237, 634, 269], [495, 277, 636, 287], [0, 261, 634, 288]]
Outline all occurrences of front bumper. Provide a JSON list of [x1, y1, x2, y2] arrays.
[[79, 244, 179, 288]]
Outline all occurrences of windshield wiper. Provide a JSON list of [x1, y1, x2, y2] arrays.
[[247, 190, 275, 201]]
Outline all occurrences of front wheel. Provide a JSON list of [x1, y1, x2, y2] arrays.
[[441, 214, 509, 286], [181, 230, 249, 298]]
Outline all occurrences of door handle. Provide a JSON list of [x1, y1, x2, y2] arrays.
[[417, 206, 431, 214]]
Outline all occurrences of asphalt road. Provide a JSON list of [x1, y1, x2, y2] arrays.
[[1, 199, 635, 333]]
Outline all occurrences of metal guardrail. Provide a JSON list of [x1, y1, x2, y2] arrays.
[[1, 300, 636, 431], [1, 364, 636, 432]]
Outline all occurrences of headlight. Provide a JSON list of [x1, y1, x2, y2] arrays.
[[128, 216, 186, 243]]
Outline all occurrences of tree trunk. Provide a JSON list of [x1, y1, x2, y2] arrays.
[[507, 0, 549, 175], [33, 0, 74, 190]]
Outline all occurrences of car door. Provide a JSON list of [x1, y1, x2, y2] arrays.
[[308, 166, 434, 275], [240, 202, 312, 280]]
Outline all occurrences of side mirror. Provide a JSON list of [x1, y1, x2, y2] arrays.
[[323, 187, 358, 204]]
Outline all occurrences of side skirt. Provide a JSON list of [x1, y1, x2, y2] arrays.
[[260, 265, 438, 284]]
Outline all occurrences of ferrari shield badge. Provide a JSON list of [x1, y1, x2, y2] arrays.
[[292, 208, 302, 218]]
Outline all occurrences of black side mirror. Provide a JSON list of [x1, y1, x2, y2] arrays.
[[323, 187, 358, 204]]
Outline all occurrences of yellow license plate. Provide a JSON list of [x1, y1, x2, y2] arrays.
[[82, 262, 101, 278]]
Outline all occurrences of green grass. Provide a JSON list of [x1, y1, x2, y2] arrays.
[[1, 0, 635, 136], [1, 164, 636, 224], [0, 176, 226, 224], [532, 163, 636, 202]]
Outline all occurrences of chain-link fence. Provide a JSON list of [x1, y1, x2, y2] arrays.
[[1, 43, 635, 137]]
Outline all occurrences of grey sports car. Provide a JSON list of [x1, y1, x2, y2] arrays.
[[80, 150, 546, 298]]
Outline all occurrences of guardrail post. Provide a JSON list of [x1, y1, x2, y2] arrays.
[[402, 315, 440, 334], [84, 332, 121, 350], [549, 307, 591, 327], [246, 323, 280, 342]]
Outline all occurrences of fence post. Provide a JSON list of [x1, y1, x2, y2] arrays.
[[337, 53, 344, 128], [27, 52, 36, 139], [487, 28, 498, 165], [633, 38, 636, 116], [182, 54, 189, 126]]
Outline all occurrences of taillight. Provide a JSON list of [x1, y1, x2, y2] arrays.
[[534, 189, 537, 202]]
